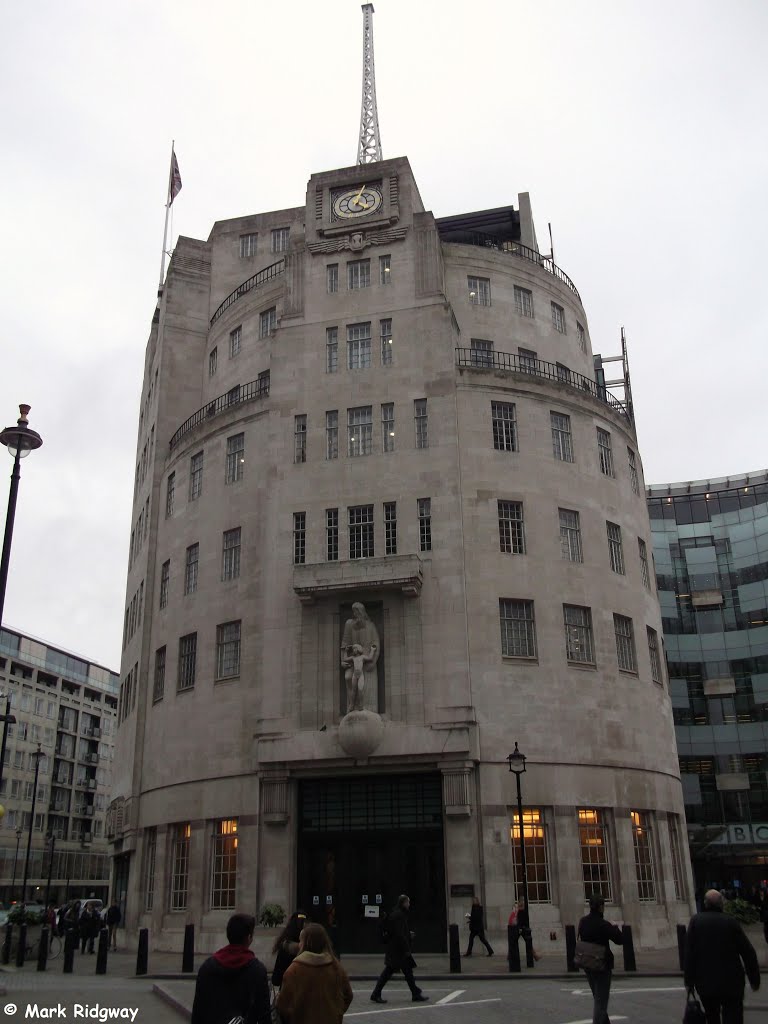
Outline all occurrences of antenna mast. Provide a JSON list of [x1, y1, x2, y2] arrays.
[[357, 4, 382, 164]]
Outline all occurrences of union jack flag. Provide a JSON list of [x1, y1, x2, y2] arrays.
[[169, 149, 182, 205]]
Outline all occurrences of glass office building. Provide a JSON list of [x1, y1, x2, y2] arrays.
[[648, 472, 768, 890]]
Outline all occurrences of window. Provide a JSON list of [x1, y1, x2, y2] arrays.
[[189, 451, 203, 500], [607, 522, 625, 574], [668, 815, 685, 901], [492, 402, 517, 452], [216, 621, 241, 679], [293, 512, 306, 565], [380, 318, 393, 365], [227, 385, 240, 407], [165, 473, 175, 518], [294, 415, 307, 464], [210, 819, 238, 909], [556, 362, 571, 383], [347, 259, 371, 290], [647, 627, 662, 684], [208, 347, 217, 377], [326, 327, 338, 374], [271, 227, 290, 253], [384, 502, 397, 555], [347, 322, 372, 369], [564, 605, 595, 664], [381, 403, 395, 453], [468, 276, 490, 305], [638, 538, 651, 589], [628, 448, 639, 495], [551, 412, 573, 462], [631, 811, 656, 901], [470, 338, 493, 367], [578, 809, 613, 901], [518, 347, 537, 373], [500, 599, 536, 658], [498, 501, 525, 554], [349, 505, 374, 559], [551, 302, 566, 333], [159, 560, 170, 609], [226, 433, 245, 484], [177, 634, 197, 691], [239, 233, 257, 258], [614, 614, 637, 672], [222, 528, 241, 581], [379, 254, 391, 284], [260, 307, 277, 338], [418, 498, 432, 552], [326, 508, 339, 561], [510, 809, 551, 902], [184, 544, 199, 595], [169, 823, 191, 910], [326, 264, 338, 293], [514, 286, 534, 318], [153, 647, 166, 702], [326, 411, 339, 460], [597, 428, 614, 477], [143, 828, 157, 911], [229, 326, 241, 358], [577, 322, 587, 353], [348, 406, 373, 457], [414, 399, 428, 449], [559, 509, 583, 563]]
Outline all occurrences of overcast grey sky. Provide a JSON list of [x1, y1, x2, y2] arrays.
[[1, 0, 766, 669]]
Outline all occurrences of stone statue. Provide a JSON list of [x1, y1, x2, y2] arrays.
[[340, 602, 380, 713]]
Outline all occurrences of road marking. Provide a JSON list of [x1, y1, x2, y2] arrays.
[[559, 1018, 627, 1024], [436, 991, 464, 1005], [569, 985, 685, 997], [347, 997, 501, 1016]]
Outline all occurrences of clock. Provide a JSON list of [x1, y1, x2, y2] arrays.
[[332, 184, 384, 220]]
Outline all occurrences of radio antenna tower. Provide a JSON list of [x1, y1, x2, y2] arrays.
[[357, 4, 382, 164]]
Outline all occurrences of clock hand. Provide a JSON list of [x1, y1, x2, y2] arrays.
[[351, 184, 366, 207]]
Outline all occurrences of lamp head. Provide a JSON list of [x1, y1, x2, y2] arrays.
[[506, 741, 527, 775], [0, 405, 43, 459]]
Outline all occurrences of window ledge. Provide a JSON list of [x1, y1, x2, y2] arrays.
[[501, 656, 538, 664], [567, 661, 597, 670]]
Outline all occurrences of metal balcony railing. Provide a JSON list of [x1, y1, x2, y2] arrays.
[[455, 348, 632, 423], [209, 259, 285, 326], [169, 374, 271, 451], [450, 232, 581, 301]]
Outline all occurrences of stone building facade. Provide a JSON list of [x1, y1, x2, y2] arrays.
[[111, 156, 692, 951]]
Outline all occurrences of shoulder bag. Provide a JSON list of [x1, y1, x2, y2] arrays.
[[573, 939, 607, 972], [683, 989, 706, 1024]]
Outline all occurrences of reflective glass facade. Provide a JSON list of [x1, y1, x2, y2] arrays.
[[648, 474, 768, 888]]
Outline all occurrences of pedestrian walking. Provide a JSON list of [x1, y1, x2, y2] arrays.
[[576, 893, 624, 1024], [79, 903, 100, 954], [370, 894, 428, 1004], [516, 898, 542, 961], [464, 896, 494, 956], [758, 890, 768, 949], [684, 888, 760, 1023], [276, 922, 352, 1024], [271, 909, 307, 988], [191, 912, 271, 1024], [105, 901, 121, 951]]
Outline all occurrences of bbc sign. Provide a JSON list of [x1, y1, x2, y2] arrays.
[[713, 823, 768, 844]]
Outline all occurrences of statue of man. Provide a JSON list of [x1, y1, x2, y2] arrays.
[[340, 602, 380, 713]]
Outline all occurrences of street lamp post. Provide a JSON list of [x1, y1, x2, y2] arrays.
[[0, 693, 16, 799], [507, 741, 534, 968], [44, 831, 57, 908], [19, 744, 44, 904], [10, 825, 22, 901]]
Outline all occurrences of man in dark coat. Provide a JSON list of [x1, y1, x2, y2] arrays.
[[370, 895, 428, 1004], [577, 893, 624, 1024], [464, 896, 494, 956], [79, 903, 101, 954], [191, 913, 272, 1024], [105, 902, 121, 951], [684, 888, 760, 1023]]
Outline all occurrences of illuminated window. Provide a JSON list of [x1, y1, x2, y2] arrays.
[[169, 823, 191, 910], [631, 810, 656, 901], [510, 808, 551, 903], [578, 808, 612, 902], [468, 276, 490, 305], [210, 819, 238, 909]]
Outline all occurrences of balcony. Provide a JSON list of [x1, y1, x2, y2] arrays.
[[455, 348, 632, 425], [209, 258, 285, 326], [294, 554, 423, 603], [169, 374, 270, 451]]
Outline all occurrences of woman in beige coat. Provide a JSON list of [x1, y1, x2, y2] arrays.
[[276, 923, 353, 1024]]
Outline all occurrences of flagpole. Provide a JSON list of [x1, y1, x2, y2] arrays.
[[158, 139, 175, 297]]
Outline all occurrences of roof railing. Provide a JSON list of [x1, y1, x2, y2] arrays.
[[446, 231, 581, 302]]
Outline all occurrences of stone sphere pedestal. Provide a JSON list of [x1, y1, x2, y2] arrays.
[[338, 709, 384, 758]]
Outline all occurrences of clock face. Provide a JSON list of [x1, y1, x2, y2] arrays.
[[332, 184, 383, 220]]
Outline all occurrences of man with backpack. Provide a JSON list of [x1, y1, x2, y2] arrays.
[[370, 895, 428, 1004]]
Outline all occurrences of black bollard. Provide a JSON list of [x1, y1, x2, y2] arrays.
[[565, 923, 578, 972], [37, 926, 49, 971], [621, 924, 636, 971], [507, 924, 521, 973], [329, 924, 340, 960], [522, 927, 535, 968], [448, 923, 461, 973], [676, 924, 686, 971], [2, 923, 12, 965], [182, 923, 195, 973], [63, 929, 76, 974], [136, 928, 149, 976], [95, 927, 108, 975], [16, 922, 27, 967]]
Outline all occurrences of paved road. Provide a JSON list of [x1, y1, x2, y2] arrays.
[[0, 973, 183, 1023]]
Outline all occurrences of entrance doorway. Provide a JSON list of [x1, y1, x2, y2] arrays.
[[297, 774, 446, 953]]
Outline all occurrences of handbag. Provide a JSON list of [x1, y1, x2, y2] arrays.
[[683, 989, 706, 1024], [573, 939, 607, 971]]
